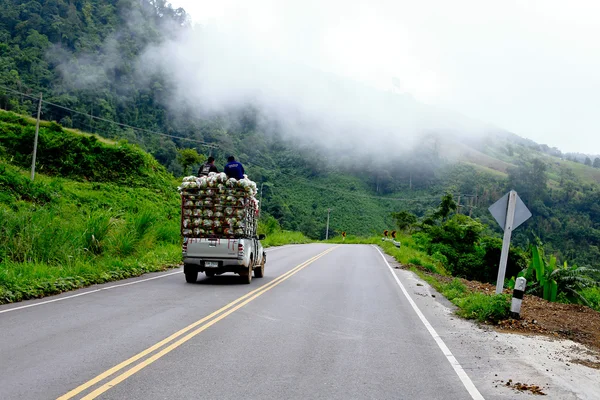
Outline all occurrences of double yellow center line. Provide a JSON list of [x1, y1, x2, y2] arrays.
[[58, 246, 337, 400]]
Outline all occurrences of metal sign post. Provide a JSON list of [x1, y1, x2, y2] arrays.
[[30, 93, 42, 181], [489, 190, 532, 294], [496, 191, 517, 294]]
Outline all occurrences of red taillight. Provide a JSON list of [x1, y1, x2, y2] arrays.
[[238, 243, 244, 258]]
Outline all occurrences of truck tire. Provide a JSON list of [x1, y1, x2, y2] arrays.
[[240, 264, 252, 284], [185, 271, 198, 283], [254, 258, 265, 278]]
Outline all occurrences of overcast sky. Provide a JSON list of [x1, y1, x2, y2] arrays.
[[170, 0, 600, 154]]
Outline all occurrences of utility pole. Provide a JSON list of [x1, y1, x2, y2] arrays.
[[30, 92, 42, 181], [468, 196, 474, 217], [259, 182, 264, 217], [325, 208, 332, 240], [90, 104, 94, 133]]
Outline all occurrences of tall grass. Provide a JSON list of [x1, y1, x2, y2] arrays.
[[262, 231, 312, 247], [132, 210, 157, 238], [82, 211, 113, 254], [259, 215, 312, 247], [0, 162, 182, 304]]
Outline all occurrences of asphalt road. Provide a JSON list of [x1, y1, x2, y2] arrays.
[[0, 244, 485, 400]]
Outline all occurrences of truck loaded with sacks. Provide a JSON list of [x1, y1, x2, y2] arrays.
[[178, 173, 266, 284]]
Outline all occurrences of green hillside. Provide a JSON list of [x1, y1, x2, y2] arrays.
[[0, 110, 182, 303], [1, 0, 600, 274]]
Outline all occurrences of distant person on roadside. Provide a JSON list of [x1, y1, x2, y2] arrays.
[[198, 156, 219, 176], [224, 156, 245, 180]]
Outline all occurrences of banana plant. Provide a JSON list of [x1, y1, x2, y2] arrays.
[[527, 245, 558, 302], [550, 260, 597, 306], [523, 245, 598, 304]]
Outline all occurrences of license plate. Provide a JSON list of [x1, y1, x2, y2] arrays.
[[205, 261, 218, 268]]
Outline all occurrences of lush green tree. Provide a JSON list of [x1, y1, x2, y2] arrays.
[[391, 211, 417, 232], [433, 193, 457, 222], [176, 148, 204, 175], [593, 158, 600, 169], [584, 157, 592, 166]]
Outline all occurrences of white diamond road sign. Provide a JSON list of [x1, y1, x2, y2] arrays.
[[488, 191, 532, 231]]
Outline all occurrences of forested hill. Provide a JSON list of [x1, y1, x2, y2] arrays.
[[1, 0, 600, 270]]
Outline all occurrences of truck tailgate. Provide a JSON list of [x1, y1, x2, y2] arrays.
[[184, 238, 238, 259]]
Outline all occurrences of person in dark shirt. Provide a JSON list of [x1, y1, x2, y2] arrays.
[[198, 157, 219, 176], [224, 156, 245, 180]]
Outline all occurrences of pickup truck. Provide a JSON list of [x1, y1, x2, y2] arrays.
[[182, 236, 266, 284], [179, 173, 265, 284]]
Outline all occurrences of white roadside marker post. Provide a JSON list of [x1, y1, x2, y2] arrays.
[[510, 277, 527, 319]]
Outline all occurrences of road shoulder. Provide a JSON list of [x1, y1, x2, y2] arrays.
[[377, 248, 600, 400]]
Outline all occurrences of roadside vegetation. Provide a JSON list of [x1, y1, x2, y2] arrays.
[[258, 216, 312, 247], [2, 0, 600, 281], [0, 114, 184, 303], [329, 193, 600, 324], [0, 112, 314, 304], [393, 194, 598, 312], [327, 233, 513, 323]]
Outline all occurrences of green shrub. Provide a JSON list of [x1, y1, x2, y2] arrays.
[[456, 293, 511, 323], [422, 263, 437, 273], [579, 287, 600, 311], [431, 278, 468, 301], [418, 214, 528, 283], [0, 163, 56, 204], [408, 257, 423, 266], [259, 215, 282, 236]]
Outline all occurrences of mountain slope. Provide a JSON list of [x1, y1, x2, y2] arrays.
[[0, 110, 181, 303], [1, 0, 600, 271]]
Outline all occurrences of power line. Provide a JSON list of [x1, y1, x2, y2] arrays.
[[0, 84, 217, 148]]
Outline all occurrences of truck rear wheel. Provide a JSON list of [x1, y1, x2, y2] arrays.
[[185, 271, 198, 283], [240, 264, 252, 284], [254, 259, 265, 278]]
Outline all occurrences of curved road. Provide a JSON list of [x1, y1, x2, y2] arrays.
[[1, 244, 497, 399]]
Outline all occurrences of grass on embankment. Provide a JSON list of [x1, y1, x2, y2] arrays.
[[261, 231, 312, 248], [0, 162, 182, 304], [327, 234, 511, 324]]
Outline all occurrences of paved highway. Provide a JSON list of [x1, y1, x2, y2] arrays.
[[0, 244, 492, 399]]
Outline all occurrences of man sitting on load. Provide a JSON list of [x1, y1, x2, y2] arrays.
[[198, 156, 219, 176], [224, 156, 245, 180]]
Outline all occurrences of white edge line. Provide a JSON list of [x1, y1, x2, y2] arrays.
[[0, 270, 182, 314], [373, 246, 485, 400]]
